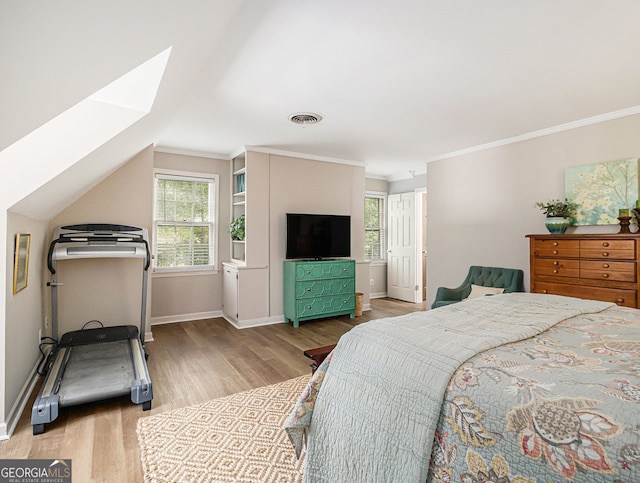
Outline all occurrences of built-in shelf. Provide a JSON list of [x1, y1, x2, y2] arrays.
[[231, 154, 247, 265]]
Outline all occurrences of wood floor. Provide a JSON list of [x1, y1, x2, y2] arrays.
[[0, 297, 425, 482]]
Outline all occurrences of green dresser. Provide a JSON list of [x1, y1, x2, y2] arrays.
[[283, 259, 356, 327]]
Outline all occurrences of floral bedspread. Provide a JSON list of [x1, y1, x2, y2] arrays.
[[429, 304, 640, 483]]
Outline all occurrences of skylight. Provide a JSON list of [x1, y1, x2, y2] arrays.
[[0, 47, 172, 208]]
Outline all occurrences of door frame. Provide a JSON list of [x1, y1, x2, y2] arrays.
[[415, 187, 427, 301]]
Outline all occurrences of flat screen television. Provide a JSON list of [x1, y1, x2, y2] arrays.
[[286, 213, 351, 259]]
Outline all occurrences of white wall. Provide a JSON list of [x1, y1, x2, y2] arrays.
[[426, 114, 640, 307]]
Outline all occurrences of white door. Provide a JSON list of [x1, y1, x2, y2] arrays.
[[387, 192, 419, 302]]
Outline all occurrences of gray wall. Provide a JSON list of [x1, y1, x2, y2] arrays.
[[389, 174, 426, 194], [4, 213, 48, 429], [151, 151, 230, 322], [48, 146, 154, 336], [426, 114, 640, 307]]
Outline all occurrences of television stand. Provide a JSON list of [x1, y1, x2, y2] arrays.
[[283, 259, 355, 327]]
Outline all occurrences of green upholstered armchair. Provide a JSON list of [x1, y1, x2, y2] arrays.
[[431, 265, 524, 309]]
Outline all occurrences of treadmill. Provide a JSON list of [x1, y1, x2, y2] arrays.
[[31, 223, 153, 435]]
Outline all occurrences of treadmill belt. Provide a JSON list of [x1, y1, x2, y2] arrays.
[[58, 339, 134, 406]]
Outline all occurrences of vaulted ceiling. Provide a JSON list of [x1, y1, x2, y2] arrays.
[[3, 1, 640, 218]]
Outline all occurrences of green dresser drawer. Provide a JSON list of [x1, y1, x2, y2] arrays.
[[296, 294, 355, 318], [284, 259, 356, 327], [296, 278, 355, 299], [295, 260, 355, 281]]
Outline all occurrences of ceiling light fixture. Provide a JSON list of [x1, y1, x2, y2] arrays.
[[288, 112, 323, 125]]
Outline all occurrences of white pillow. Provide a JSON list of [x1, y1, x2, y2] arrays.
[[466, 284, 504, 300]]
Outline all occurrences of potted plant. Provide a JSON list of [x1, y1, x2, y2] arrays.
[[229, 215, 245, 241], [535, 198, 579, 234]]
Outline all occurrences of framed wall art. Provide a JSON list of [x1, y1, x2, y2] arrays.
[[565, 158, 639, 225], [13, 233, 31, 294]]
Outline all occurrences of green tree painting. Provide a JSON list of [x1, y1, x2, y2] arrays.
[[565, 158, 639, 225]]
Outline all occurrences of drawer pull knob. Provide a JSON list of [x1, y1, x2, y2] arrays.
[[616, 298, 624, 304], [307, 288, 311, 291], [307, 305, 312, 309], [542, 289, 548, 294], [553, 250, 558, 255], [553, 242, 558, 246], [603, 263, 609, 268], [343, 300, 347, 304], [553, 269, 558, 274], [306, 270, 311, 274], [553, 261, 559, 265], [603, 242, 610, 247], [602, 273, 609, 278], [602, 252, 609, 257], [343, 284, 347, 287]]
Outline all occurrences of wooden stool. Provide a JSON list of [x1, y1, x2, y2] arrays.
[[303, 344, 336, 373]]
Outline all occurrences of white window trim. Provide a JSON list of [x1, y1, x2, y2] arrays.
[[153, 168, 220, 274], [365, 190, 387, 262]]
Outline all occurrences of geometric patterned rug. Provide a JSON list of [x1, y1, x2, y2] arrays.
[[137, 375, 309, 483]]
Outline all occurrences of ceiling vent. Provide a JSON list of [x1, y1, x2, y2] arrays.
[[288, 112, 323, 125]]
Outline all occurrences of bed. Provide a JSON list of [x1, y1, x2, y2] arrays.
[[285, 293, 640, 483]]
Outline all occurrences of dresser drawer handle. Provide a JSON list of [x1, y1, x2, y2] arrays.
[[553, 269, 558, 274], [542, 289, 548, 294], [616, 298, 624, 304], [603, 263, 609, 268], [602, 252, 609, 257], [343, 284, 347, 288], [602, 273, 609, 278], [602, 242, 610, 247], [553, 250, 558, 255], [307, 305, 312, 309], [307, 288, 311, 291], [343, 300, 347, 304], [552, 242, 558, 246], [306, 270, 311, 274], [553, 261, 559, 266]]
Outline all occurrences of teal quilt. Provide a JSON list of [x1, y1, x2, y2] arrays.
[[285, 294, 640, 483]]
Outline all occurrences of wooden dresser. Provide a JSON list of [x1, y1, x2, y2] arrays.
[[527, 233, 640, 308]]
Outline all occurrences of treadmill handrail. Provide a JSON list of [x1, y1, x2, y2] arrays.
[[47, 228, 151, 274]]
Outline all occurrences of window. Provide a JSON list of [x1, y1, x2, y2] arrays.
[[154, 171, 218, 271], [364, 193, 386, 261]]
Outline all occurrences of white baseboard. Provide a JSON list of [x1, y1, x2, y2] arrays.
[[150, 310, 224, 327], [1, 350, 47, 440], [370, 292, 387, 299], [223, 314, 284, 329]]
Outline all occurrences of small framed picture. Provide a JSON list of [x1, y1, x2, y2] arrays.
[[13, 233, 31, 294]]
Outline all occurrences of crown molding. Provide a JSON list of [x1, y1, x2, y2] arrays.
[[429, 105, 640, 163], [244, 145, 365, 168], [154, 145, 229, 160]]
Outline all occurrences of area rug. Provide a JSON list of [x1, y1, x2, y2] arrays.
[[137, 375, 309, 482]]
